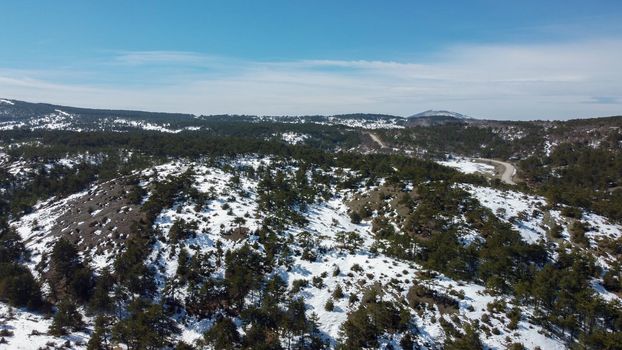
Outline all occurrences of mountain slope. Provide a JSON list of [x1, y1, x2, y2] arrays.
[[2, 152, 621, 349]]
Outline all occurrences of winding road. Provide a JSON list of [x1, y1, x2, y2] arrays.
[[476, 158, 517, 185], [366, 132, 517, 185]]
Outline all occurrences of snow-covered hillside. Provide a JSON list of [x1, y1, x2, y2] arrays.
[[7, 157, 614, 349], [464, 184, 622, 266]]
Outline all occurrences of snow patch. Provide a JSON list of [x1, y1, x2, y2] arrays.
[[438, 157, 495, 176]]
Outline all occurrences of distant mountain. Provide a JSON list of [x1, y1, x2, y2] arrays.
[[406, 110, 470, 127], [408, 110, 469, 119]]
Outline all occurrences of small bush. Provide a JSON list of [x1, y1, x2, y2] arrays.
[[291, 279, 308, 293], [351, 264, 363, 273], [312, 276, 324, 289], [349, 211, 362, 224], [561, 206, 582, 219], [324, 299, 334, 311], [333, 266, 341, 276], [332, 284, 344, 299]]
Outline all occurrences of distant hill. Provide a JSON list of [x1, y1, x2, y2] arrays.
[[0, 98, 408, 131], [0, 98, 194, 123], [408, 110, 469, 119], [406, 110, 470, 126]]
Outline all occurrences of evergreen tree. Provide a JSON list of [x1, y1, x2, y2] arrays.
[[112, 299, 179, 349], [444, 325, 483, 350], [175, 248, 190, 284], [0, 225, 26, 263], [0, 222, 43, 310], [0, 263, 42, 309], [224, 245, 263, 309], [87, 315, 112, 350], [203, 317, 240, 350], [89, 268, 114, 314], [282, 297, 308, 348], [49, 238, 94, 301], [175, 341, 195, 350], [49, 299, 85, 336]]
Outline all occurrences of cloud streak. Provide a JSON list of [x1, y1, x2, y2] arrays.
[[1, 39, 621, 119]]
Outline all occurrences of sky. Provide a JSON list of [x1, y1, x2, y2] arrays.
[[1, 0, 621, 119]]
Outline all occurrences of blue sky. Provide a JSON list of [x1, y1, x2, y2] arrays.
[[1, 0, 621, 119]]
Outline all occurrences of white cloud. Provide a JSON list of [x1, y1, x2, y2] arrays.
[[113, 51, 211, 65], [1, 39, 621, 119]]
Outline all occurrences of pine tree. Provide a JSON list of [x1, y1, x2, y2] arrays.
[[0, 225, 26, 263], [224, 245, 263, 309], [87, 315, 112, 350], [89, 268, 114, 314], [264, 275, 287, 307], [112, 299, 179, 349], [49, 238, 94, 301], [49, 299, 85, 336], [0, 264, 43, 310], [301, 312, 327, 350], [175, 248, 190, 284], [444, 325, 483, 350], [203, 317, 240, 350], [282, 297, 308, 348]]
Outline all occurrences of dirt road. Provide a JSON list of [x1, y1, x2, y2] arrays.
[[368, 133, 388, 148], [477, 158, 516, 185], [364, 133, 517, 185]]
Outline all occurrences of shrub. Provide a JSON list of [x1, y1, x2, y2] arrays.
[[351, 264, 363, 273], [312, 276, 324, 289], [291, 279, 308, 293], [548, 223, 563, 239], [349, 211, 362, 224], [603, 268, 621, 292], [407, 284, 459, 315], [333, 266, 341, 276], [332, 284, 345, 299], [570, 221, 589, 246], [507, 307, 521, 330], [561, 206, 582, 219]]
